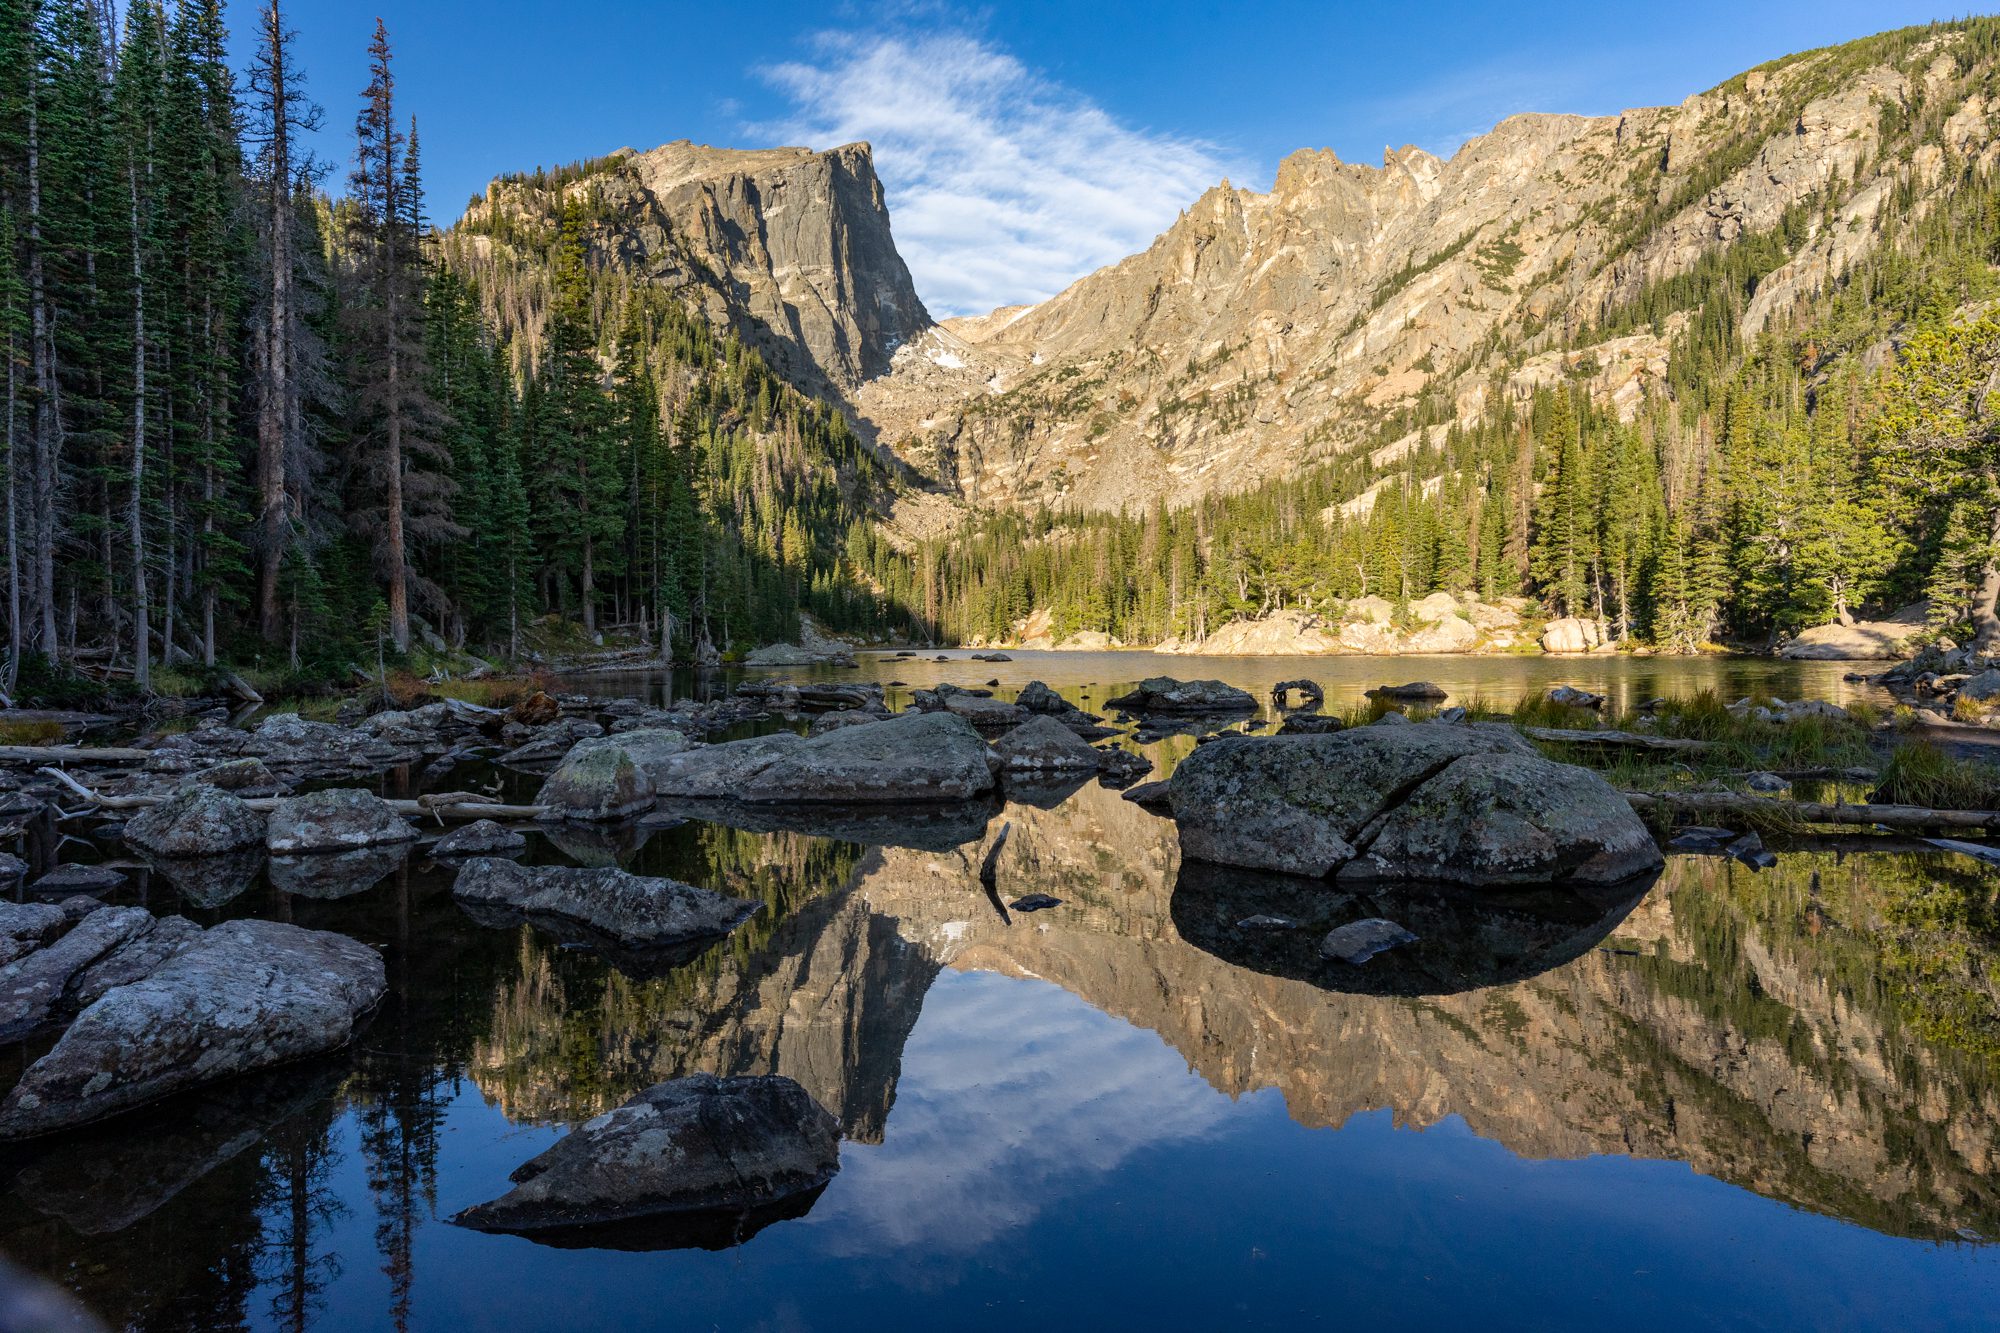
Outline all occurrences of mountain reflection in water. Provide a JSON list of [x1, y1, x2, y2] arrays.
[[5, 689, 2000, 1328]]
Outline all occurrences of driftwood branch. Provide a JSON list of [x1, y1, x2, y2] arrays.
[[1625, 790, 2000, 831]]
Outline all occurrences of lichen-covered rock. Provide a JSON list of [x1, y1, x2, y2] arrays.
[[123, 783, 265, 858], [742, 711, 1000, 802], [941, 692, 1029, 728], [648, 733, 808, 799], [993, 715, 1103, 771], [1015, 681, 1070, 714], [0, 907, 155, 1042], [265, 788, 417, 853], [62, 915, 204, 1013], [1340, 752, 1664, 886], [0, 919, 385, 1139], [535, 739, 656, 822], [1167, 724, 1658, 887], [1107, 677, 1258, 713], [453, 1074, 840, 1235], [451, 858, 760, 952]]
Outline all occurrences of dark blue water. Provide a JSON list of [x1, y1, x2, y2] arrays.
[[6, 666, 2000, 1330]]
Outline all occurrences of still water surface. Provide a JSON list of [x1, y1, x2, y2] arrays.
[[5, 654, 1998, 1330]]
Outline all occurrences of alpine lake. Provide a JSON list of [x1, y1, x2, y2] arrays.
[[5, 650, 2000, 1331]]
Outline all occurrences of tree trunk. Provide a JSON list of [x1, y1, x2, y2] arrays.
[[25, 75, 59, 662], [1974, 505, 2000, 657], [256, 2, 293, 643], [128, 160, 151, 692]]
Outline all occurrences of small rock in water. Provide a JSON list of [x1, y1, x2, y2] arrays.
[[1743, 771, 1791, 794], [1236, 914, 1300, 931], [1547, 685, 1607, 709], [1725, 831, 1778, 870], [1010, 894, 1062, 912], [1319, 918, 1418, 965], [32, 864, 125, 896], [0, 853, 26, 880], [432, 819, 528, 858]]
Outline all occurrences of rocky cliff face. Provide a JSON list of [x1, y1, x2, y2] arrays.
[[850, 29, 2000, 510], [450, 140, 931, 403]]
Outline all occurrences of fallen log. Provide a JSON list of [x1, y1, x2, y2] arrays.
[[0, 744, 153, 764], [37, 769, 547, 822], [1625, 790, 2000, 831], [1522, 727, 1714, 753]]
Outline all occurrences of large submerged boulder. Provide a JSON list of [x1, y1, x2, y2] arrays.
[[266, 789, 417, 853], [992, 715, 1103, 771], [451, 858, 761, 953], [0, 920, 386, 1139], [653, 712, 998, 803], [1167, 724, 1659, 887], [453, 1073, 840, 1236]]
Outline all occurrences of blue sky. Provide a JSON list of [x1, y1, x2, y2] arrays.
[[242, 1, 1983, 315]]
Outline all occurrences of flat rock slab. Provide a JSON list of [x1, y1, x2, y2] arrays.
[[451, 858, 761, 953], [656, 712, 999, 804], [1320, 918, 1419, 964], [454, 1073, 840, 1236], [0, 919, 386, 1139], [0, 907, 155, 1042], [1107, 677, 1258, 713], [32, 864, 125, 896]]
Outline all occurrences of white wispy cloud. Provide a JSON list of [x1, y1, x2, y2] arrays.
[[754, 31, 1236, 319]]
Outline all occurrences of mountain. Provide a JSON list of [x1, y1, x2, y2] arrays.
[[853, 26, 1994, 510], [450, 139, 931, 404]]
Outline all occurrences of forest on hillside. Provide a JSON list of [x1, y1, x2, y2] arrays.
[[0, 0, 921, 702]]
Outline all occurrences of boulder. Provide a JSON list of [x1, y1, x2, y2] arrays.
[[1779, 619, 1924, 660], [508, 691, 562, 726], [1408, 592, 1462, 623], [1958, 670, 2000, 703], [266, 789, 417, 853], [1344, 595, 1396, 625], [0, 906, 156, 1042], [1547, 685, 1607, 709], [1401, 615, 1478, 654], [1340, 753, 1665, 886], [1368, 681, 1447, 701], [807, 711, 882, 737], [941, 692, 1029, 728], [454, 1074, 839, 1235], [433, 819, 528, 857], [1270, 679, 1325, 711], [123, 784, 265, 858], [62, 915, 204, 1014], [190, 758, 284, 795], [1168, 725, 1659, 886], [648, 732, 809, 799], [535, 738, 656, 822], [1540, 617, 1606, 654], [993, 715, 1103, 771], [1015, 681, 1071, 715], [0, 920, 386, 1139], [451, 858, 761, 953], [0, 901, 70, 967], [1106, 677, 1258, 713]]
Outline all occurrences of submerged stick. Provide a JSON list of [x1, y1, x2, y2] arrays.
[[1521, 727, 1714, 753], [1625, 790, 2000, 831]]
